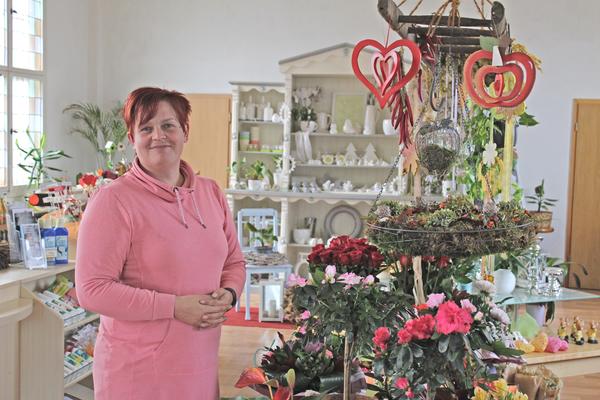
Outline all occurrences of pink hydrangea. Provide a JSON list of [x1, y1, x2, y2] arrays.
[[426, 293, 446, 308]]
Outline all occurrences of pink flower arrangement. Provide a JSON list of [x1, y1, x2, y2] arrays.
[[460, 299, 477, 314], [300, 310, 312, 320], [337, 272, 363, 287]]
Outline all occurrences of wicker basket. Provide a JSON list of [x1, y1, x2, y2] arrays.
[[367, 221, 536, 258]]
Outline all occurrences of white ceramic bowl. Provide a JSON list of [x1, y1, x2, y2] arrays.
[[293, 228, 311, 245]]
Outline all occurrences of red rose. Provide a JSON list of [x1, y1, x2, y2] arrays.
[[338, 253, 351, 266], [397, 328, 412, 344], [349, 250, 363, 265], [319, 249, 334, 264], [369, 251, 384, 268], [102, 170, 119, 180], [373, 327, 391, 350], [307, 250, 321, 264]]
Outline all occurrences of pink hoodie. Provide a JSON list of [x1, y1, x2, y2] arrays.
[[75, 159, 245, 400]]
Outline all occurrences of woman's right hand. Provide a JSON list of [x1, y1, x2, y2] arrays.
[[174, 295, 231, 328]]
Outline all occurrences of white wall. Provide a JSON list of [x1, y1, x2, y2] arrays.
[[70, 0, 600, 257], [44, 0, 96, 177]]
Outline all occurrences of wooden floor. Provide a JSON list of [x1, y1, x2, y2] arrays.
[[218, 291, 600, 399]]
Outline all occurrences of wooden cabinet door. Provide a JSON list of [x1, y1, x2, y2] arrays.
[[183, 94, 231, 188], [566, 100, 600, 289]]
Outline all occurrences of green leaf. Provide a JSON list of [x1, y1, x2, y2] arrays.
[[518, 112, 539, 127], [438, 335, 450, 353], [285, 369, 295, 389], [480, 36, 499, 51]]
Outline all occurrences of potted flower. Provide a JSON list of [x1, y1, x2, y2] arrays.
[[291, 87, 320, 131], [525, 179, 557, 232], [245, 222, 277, 253], [369, 290, 522, 400], [289, 236, 406, 399], [245, 160, 272, 191]]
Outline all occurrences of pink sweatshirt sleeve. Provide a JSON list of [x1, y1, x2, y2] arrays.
[[213, 182, 246, 298], [75, 187, 175, 320]]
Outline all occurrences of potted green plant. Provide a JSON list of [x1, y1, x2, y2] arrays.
[[16, 129, 71, 188], [63, 102, 127, 170], [245, 222, 277, 253], [525, 179, 557, 232], [246, 160, 271, 191]]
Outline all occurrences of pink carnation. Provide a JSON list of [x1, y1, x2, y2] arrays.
[[435, 301, 474, 335]]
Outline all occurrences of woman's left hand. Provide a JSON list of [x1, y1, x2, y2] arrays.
[[194, 288, 234, 329]]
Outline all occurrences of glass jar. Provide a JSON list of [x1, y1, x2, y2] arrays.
[[415, 118, 461, 176]]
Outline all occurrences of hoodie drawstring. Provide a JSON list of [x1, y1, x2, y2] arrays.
[[190, 191, 207, 228], [173, 188, 189, 229], [173, 187, 207, 229]]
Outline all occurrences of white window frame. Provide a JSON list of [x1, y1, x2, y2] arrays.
[[1, 0, 46, 190]]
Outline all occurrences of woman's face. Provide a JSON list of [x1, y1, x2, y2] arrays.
[[131, 100, 187, 171]]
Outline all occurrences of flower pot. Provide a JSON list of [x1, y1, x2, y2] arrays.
[[493, 269, 517, 295], [529, 211, 553, 232], [247, 179, 263, 191], [254, 245, 273, 254]]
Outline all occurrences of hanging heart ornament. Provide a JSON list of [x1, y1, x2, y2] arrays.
[[352, 39, 422, 108], [463, 50, 536, 109]]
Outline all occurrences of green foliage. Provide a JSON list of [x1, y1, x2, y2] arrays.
[[245, 160, 272, 181], [16, 129, 71, 187], [63, 102, 127, 168], [245, 222, 277, 247], [425, 209, 457, 228], [525, 179, 557, 212]]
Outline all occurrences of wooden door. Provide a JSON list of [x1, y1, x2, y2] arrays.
[[566, 99, 600, 289], [183, 94, 231, 188]]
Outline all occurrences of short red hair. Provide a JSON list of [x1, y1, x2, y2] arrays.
[[123, 87, 191, 140]]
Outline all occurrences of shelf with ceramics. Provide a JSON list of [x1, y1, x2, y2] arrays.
[[224, 188, 429, 204]]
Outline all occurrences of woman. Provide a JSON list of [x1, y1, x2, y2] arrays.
[[75, 87, 246, 399]]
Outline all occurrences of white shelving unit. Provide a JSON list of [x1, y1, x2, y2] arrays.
[[228, 44, 418, 266]]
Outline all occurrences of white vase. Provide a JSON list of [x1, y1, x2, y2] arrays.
[[363, 105, 376, 135], [247, 180, 262, 191], [493, 269, 516, 294]]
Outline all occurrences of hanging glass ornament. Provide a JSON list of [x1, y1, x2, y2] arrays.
[[415, 118, 461, 177]]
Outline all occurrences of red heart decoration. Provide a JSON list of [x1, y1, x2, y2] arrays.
[[372, 51, 400, 95], [493, 73, 504, 96], [352, 39, 421, 108], [474, 64, 523, 104], [464, 50, 536, 109]]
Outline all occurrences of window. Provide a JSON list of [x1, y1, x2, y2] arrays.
[[0, 0, 44, 188]]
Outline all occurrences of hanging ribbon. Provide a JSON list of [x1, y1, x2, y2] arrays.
[[501, 117, 515, 201]]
